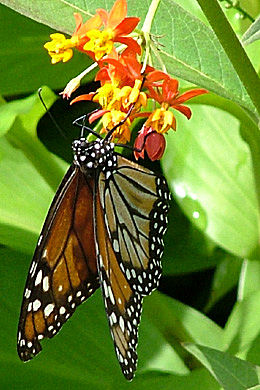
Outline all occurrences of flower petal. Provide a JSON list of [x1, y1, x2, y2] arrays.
[[73, 13, 83, 34], [173, 104, 192, 119], [74, 13, 102, 36], [107, 0, 127, 29], [96, 8, 109, 26], [116, 37, 141, 54], [162, 78, 179, 101], [174, 88, 208, 104], [146, 70, 169, 83], [113, 17, 140, 36], [70, 92, 96, 105], [89, 109, 108, 123]]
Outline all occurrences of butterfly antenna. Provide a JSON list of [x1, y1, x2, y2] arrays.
[[38, 88, 68, 140], [73, 115, 102, 139]]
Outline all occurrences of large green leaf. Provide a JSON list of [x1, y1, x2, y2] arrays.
[[0, 88, 67, 253], [162, 104, 259, 259], [144, 291, 224, 351], [184, 343, 260, 390], [162, 199, 221, 275], [1, 0, 256, 114], [0, 4, 93, 95]]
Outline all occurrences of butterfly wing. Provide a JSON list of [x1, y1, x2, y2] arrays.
[[95, 185, 143, 380], [98, 156, 170, 296], [17, 165, 99, 361]]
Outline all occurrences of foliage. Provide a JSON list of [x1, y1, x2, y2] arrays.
[[0, 0, 260, 388]]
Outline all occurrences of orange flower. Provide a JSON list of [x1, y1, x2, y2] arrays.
[[96, 49, 168, 89], [44, 13, 102, 64], [83, 0, 141, 60], [148, 77, 208, 119]]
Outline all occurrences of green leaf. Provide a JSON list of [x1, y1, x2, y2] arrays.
[[163, 199, 221, 275], [162, 104, 259, 259], [242, 15, 260, 46], [0, 4, 93, 96], [0, 136, 56, 253], [0, 87, 67, 190], [224, 290, 260, 359], [118, 369, 220, 390], [184, 343, 260, 390], [205, 255, 242, 311], [238, 259, 260, 301], [144, 291, 224, 351], [1, 0, 256, 114], [0, 88, 68, 252]]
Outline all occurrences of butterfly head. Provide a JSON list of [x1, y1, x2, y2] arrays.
[[72, 137, 117, 174]]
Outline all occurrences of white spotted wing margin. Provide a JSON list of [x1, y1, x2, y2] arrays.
[[17, 164, 99, 362], [95, 182, 143, 380], [98, 155, 170, 297]]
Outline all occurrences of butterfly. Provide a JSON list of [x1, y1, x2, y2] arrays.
[[17, 115, 170, 380]]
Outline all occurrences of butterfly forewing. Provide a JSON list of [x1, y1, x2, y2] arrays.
[[95, 188, 143, 380], [17, 166, 99, 361], [99, 156, 170, 296]]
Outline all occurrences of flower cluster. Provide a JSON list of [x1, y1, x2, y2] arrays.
[[44, 0, 207, 161]]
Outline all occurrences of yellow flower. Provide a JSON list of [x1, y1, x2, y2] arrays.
[[146, 106, 176, 133], [83, 29, 114, 60], [120, 80, 147, 110], [93, 83, 122, 110], [101, 110, 131, 143], [44, 33, 78, 64]]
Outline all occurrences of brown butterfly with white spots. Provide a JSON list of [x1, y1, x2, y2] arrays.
[[17, 116, 170, 380]]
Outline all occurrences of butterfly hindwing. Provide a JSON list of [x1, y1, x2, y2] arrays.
[[95, 185, 143, 380], [17, 165, 99, 361], [99, 155, 170, 297]]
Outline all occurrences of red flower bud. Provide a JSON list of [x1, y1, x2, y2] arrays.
[[134, 126, 166, 161]]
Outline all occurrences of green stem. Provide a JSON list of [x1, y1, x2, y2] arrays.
[[141, 0, 161, 33], [196, 0, 260, 118], [140, 0, 162, 72]]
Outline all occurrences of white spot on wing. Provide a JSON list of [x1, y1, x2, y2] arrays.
[[43, 276, 49, 292], [35, 270, 42, 286], [44, 303, 54, 317], [33, 299, 41, 311]]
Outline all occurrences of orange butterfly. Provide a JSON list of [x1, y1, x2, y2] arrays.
[[17, 117, 170, 380]]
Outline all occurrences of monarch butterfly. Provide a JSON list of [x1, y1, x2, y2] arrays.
[[17, 115, 170, 380]]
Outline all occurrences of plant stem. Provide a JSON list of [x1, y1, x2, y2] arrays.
[[141, 0, 161, 33], [196, 0, 260, 118], [141, 0, 161, 72]]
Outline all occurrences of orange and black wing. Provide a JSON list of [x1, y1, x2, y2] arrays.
[[95, 186, 143, 380], [17, 165, 99, 361], [98, 156, 170, 297]]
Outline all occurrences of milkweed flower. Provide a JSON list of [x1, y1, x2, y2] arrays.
[[148, 77, 208, 121], [83, 0, 141, 60], [44, 13, 102, 64], [133, 77, 208, 159], [101, 109, 131, 143], [134, 126, 166, 161]]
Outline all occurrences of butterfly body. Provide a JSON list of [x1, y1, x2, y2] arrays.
[[18, 134, 170, 380]]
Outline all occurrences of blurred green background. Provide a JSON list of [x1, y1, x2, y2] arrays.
[[0, 0, 260, 388]]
